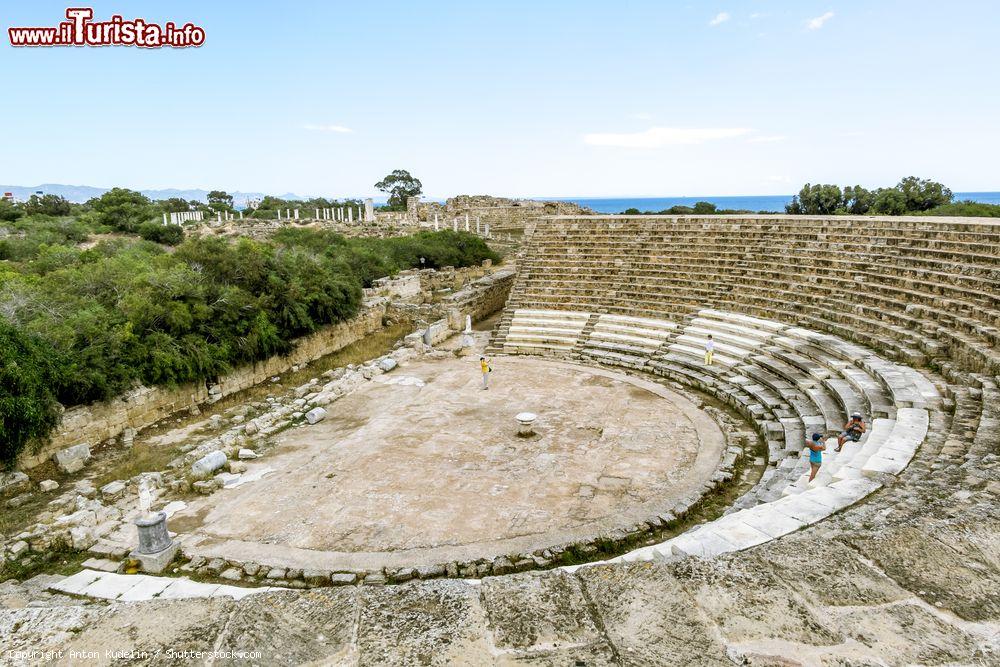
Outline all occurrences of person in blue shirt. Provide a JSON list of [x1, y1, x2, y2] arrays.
[[805, 432, 826, 482]]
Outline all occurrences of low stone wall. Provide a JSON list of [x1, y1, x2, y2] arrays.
[[442, 268, 516, 321], [19, 301, 388, 470]]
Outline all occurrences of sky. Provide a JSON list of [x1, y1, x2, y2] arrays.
[[1, 1, 998, 199]]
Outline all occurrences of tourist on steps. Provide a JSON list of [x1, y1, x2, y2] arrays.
[[806, 433, 826, 481], [704, 335, 714, 365], [836, 413, 866, 451], [480, 356, 492, 390]]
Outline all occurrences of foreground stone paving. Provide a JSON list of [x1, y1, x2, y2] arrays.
[[3, 498, 997, 665]]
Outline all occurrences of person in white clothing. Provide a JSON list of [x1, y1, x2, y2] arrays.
[[704, 334, 715, 365]]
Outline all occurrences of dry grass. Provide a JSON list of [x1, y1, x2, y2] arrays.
[[93, 443, 185, 489]]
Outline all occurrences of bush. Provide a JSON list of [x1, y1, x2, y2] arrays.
[[919, 201, 1000, 217], [0, 321, 62, 468], [138, 223, 184, 245]]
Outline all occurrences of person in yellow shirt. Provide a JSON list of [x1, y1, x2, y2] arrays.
[[480, 356, 491, 390]]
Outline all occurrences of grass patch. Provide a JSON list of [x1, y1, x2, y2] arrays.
[[93, 443, 186, 489], [0, 545, 89, 584]]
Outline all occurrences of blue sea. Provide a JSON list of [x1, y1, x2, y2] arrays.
[[551, 192, 1000, 214]]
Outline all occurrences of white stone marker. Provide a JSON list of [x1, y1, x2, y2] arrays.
[[434, 214, 439, 230], [348, 207, 353, 223], [315, 208, 319, 219], [465, 214, 470, 231], [294, 209, 299, 220], [239, 210, 243, 219], [516, 412, 537, 437]]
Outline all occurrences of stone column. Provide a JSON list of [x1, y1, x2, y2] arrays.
[[239, 210, 243, 219], [130, 511, 179, 574], [453, 218, 458, 232], [476, 217, 481, 234], [217, 212, 222, 223], [294, 209, 299, 220], [348, 207, 353, 223], [465, 214, 470, 231], [434, 214, 439, 230], [364, 198, 375, 222]]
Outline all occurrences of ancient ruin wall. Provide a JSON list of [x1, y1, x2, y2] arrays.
[[416, 195, 594, 232]]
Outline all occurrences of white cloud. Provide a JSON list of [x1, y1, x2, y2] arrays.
[[709, 12, 731, 27], [303, 124, 353, 133], [806, 11, 834, 30], [747, 135, 787, 143], [584, 127, 752, 149]]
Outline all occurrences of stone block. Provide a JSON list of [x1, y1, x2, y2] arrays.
[[130, 541, 180, 574], [100, 480, 126, 501], [331, 572, 358, 586], [305, 407, 328, 424], [54, 443, 91, 474], [378, 357, 398, 372], [191, 450, 227, 477], [0, 471, 29, 498], [39, 480, 59, 493], [237, 448, 258, 460]]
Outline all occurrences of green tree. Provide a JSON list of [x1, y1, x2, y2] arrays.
[[207, 190, 234, 211], [692, 201, 718, 214], [841, 186, 873, 215], [870, 188, 907, 215], [89, 188, 153, 232], [895, 176, 952, 212], [786, 184, 843, 215], [158, 197, 191, 213], [375, 169, 423, 210], [0, 321, 63, 468], [24, 194, 71, 217], [0, 199, 23, 222]]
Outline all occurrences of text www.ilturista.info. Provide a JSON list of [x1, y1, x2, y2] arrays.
[[8, 8, 205, 48]]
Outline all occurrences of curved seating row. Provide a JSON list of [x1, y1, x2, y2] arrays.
[[492, 306, 938, 562]]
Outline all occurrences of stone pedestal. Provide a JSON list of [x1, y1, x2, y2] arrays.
[[516, 412, 537, 437], [130, 512, 179, 574]]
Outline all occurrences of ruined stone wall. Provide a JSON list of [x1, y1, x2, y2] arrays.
[[415, 196, 593, 232], [20, 301, 388, 469], [441, 268, 516, 322]]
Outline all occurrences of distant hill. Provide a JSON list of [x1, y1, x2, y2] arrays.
[[0, 184, 313, 205]]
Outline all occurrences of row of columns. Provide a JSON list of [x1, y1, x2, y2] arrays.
[[430, 213, 491, 238], [165, 211, 205, 225]]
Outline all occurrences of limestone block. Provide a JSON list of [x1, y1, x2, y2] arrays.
[[378, 357, 398, 372], [191, 450, 227, 477], [54, 443, 91, 474], [0, 471, 29, 498], [100, 480, 126, 501], [70, 525, 97, 551], [39, 480, 59, 492], [305, 407, 328, 425], [237, 448, 258, 460]]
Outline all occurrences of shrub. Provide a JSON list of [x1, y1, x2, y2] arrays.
[[138, 222, 184, 245], [0, 321, 62, 468]]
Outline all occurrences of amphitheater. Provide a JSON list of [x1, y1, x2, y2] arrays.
[[3, 214, 999, 665]]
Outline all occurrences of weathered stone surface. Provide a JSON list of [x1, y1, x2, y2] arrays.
[[53, 443, 91, 474], [357, 580, 493, 663], [846, 518, 1000, 621], [480, 571, 604, 653], [100, 480, 126, 501], [576, 562, 731, 664], [378, 357, 398, 372]]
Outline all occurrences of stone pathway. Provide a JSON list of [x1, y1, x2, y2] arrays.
[[48, 569, 282, 602]]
